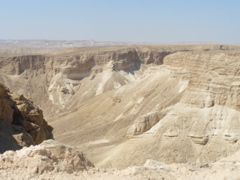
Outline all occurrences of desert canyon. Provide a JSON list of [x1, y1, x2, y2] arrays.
[[1, 41, 240, 179]]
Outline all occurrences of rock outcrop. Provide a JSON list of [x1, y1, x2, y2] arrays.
[[0, 140, 94, 175], [0, 83, 53, 152], [127, 111, 163, 137], [13, 94, 53, 144]]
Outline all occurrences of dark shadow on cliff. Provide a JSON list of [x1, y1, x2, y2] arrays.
[[0, 121, 32, 153]]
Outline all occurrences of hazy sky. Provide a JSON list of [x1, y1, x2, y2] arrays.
[[1, 0, 239, 44]]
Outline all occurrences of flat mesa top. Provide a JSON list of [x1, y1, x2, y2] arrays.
[[0, 43, 240, 57]]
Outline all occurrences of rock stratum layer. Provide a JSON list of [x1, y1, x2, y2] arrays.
[[0, 44, 240, 169]]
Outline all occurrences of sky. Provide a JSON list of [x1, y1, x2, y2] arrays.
[[0, 0, 239, 44]]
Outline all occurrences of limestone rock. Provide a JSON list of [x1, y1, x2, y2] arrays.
[[127, 111, 162, 137], [0, 121, 34, 153], [12, 93, 53, 144], [0, 83, 53, 152], [0, 140, 94, 175], [0, 149, 240, 180]]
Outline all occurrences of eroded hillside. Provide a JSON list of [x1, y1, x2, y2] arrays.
[[0, 44, 240, 168]]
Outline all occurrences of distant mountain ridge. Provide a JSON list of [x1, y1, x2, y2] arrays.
[[1, 39, 236, 50], [0, 40, 155, 49]]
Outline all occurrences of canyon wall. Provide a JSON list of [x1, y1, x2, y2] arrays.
[[0, 44, 240, 168]]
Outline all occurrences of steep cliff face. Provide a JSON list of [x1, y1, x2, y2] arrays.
[[0, 46, 179, 116], [165, 51, 240, 110], [0, 83, 53, 153], [0, 45, 233, 116], [0, 44, 240, 168]]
